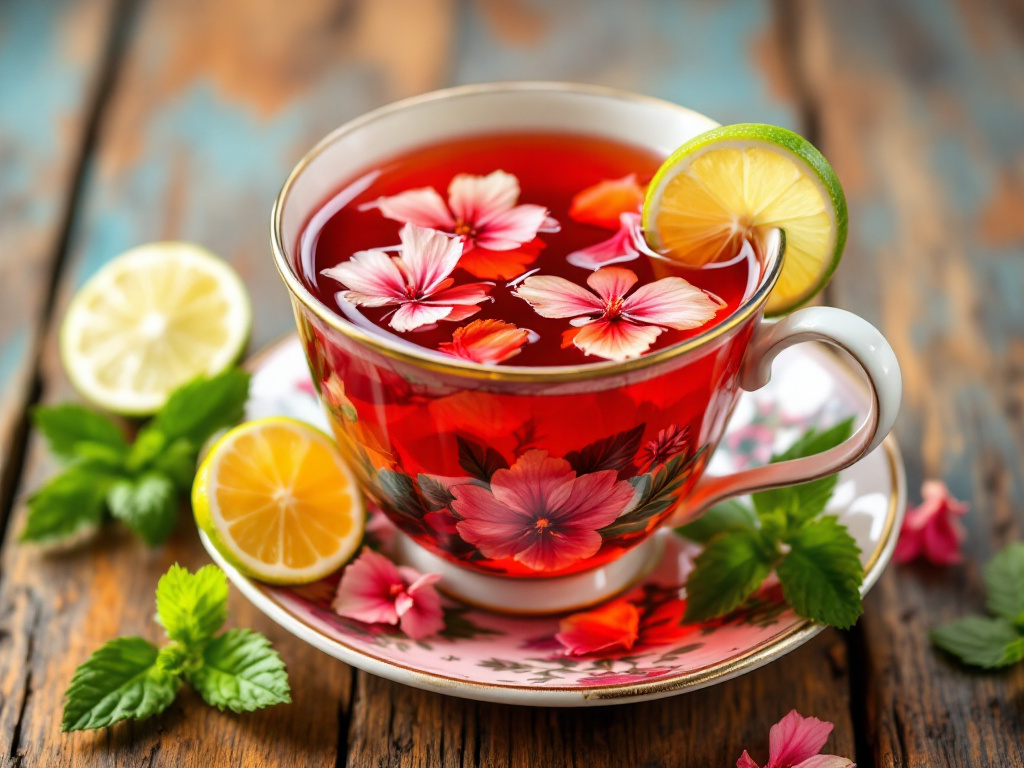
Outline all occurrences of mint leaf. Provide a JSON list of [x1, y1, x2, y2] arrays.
[[61, 637, 178, 731], [984, 543, 1024, 627], [684, 528, 776, 622], [33, 404, 127, 464], [753, 418, 854, 528], [930, 616, 1024, 669], [153, 437, 199, 492], [156, 564, 228, 645], [777, 515, 863, 628], [20, 465, 114, 544], [188, 629, 291, 712], [151, 369, 250, 446], [676, 499, 757, 544], [107, 473, 178, 546], [125, 426, 167, 473]]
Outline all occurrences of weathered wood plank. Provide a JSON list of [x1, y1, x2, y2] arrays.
[[346, 632, 854, 768], [795, 0, 1024, 764], [0, 0, 118, 531], [0, 0, 466, 761]]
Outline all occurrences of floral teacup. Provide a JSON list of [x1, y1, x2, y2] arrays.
[[271, 83, 901, 613]]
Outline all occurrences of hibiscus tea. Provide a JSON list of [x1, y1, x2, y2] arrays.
[[294, 131, 767, 578]]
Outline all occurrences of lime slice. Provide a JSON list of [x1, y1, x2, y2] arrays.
[[193, 417, 365, 585], [60, 242, 251, 415], [642, 124, 847, 316]]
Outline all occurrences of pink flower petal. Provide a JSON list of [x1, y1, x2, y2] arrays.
[[586, 266, 639, 302], [792, 757, 855, 768], [369, 187, 455, 230], [475, 204, 552, 251], [892, 527, 924, 564], [396, 222, 464, 294], [322, 249, 406, 306], [439, 319, 530, 364], [768, 711, 834, 767], [513, 528, 604, 571], [737, 751, 763, 768], [569, 175, 646, 229], [453, 484, 536, 561], [427, 282, 494, 306], [514, 275, 606, 318], [441, 304, 483, 323], [488, 450, 575, 517], [448, 170, 519, 224], [389, 303, 453, 332], [921, 513, 966, 565], [622, 276, 720, 330], [332, 548, 403, 626], [397, 586, 445, 639], [894, 481, 968, 566], [554, 468, 636, 531], [572, 318, 662, 360], [555, 600, 641, 656], [566, 212, 643, 269]]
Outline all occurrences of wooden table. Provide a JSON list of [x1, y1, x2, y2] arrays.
[[2, 0, 1023, 765]]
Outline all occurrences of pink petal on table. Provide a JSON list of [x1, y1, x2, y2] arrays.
[[368, 187, 455, 230], [572, 318, 662, 360], [623, 276, 720, 330], [737, 751, 763, 768], [792, 756, 855, 768], [585, 266, 639, 302], [768, 711, 833, 767], [515, 274, 606, 318], [567, 212, 643, 269]]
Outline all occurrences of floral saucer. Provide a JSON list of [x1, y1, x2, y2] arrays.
[[199, 335, 906, 707]]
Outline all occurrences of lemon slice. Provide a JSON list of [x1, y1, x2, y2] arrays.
[[642, 124, 847, 316], [60, 242, 251, 415], [193, 418, 365, 585]]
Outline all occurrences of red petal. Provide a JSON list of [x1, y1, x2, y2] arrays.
[[459, 239, 544, 280], [561, 327, 581, 349], [555, 600, 641, 656], [439, 319, 530, 364], [569, 174, 646, 229]]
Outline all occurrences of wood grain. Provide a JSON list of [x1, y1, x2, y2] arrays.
[[795, 0, 1024, 765], [0, 0, 118, 530]]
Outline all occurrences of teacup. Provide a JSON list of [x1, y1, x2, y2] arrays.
[[271, 83, 901, 613]]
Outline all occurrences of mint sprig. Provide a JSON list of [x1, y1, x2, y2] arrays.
[[677, 418, 864, 628], [21, 369, 250, 547], [930, 543, 1024, 669], [62, 564, 290, 732]]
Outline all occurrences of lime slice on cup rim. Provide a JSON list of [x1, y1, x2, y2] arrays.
[[60, 242, 251, 416], [642, 123, 847, 316]]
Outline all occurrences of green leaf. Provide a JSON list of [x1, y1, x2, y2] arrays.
[[155, 564, 229, 645], [753, 418, 854, 528], [61, 637, 179, 731], [153, 437, 199, 492], [930, 616, 1024, 669], [33, 404, 127, 464], [564, 424, 645, 475], [20, 465, 113, 544], [455, 435, 508, 481], [675, 499, 757, 544], [151, 369, 251, 446], [777, 515, 863, 628], [188, 629, 291, 712], [107, 473, 179, 546], [126, 426, 167, 472], [984, 543, 1024, 627], [683, 528, 776, 622]]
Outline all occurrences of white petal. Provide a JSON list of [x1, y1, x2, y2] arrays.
[[514, 275, 606, 318], [448, 170, 520, 224], [369, 188, 455, 230], [622, 277, 720, 330], [322, 249, 406, 303], [389, 302, 453, 332], [397, 223, 463, 295], [573, 319, 662, 361]]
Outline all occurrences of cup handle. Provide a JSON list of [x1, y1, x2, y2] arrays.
[[670, 307, 902, 524]]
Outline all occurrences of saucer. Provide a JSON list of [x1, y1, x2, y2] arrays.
[[199, 335, 906, 707]]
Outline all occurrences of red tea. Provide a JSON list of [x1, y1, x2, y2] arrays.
[[294, 131, 766, 578], [299, 132, 758, 367]]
